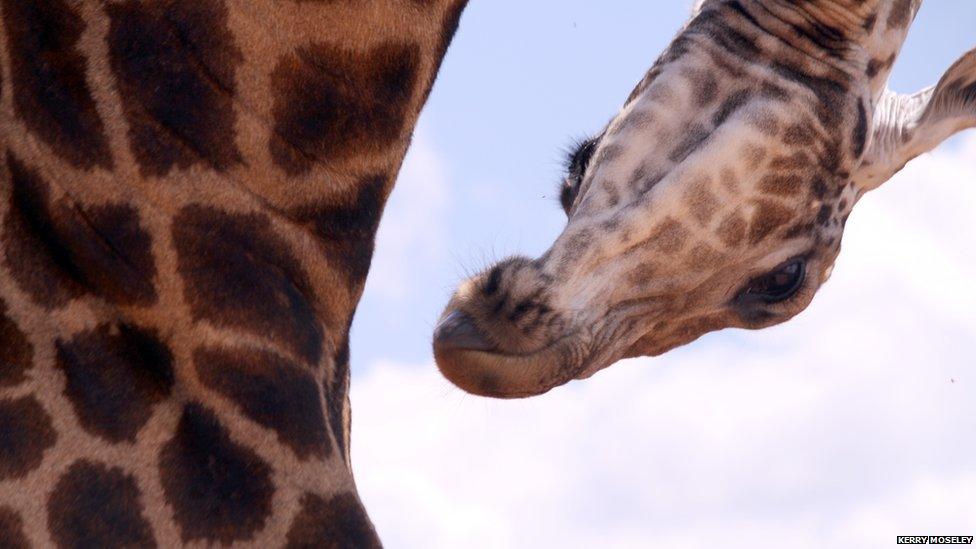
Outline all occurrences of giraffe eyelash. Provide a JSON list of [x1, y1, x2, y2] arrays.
[[558, 136, 600, 214], [563, 136, 599, 181]]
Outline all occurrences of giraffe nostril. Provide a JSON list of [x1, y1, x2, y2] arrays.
[[433, 311, 495, 353]]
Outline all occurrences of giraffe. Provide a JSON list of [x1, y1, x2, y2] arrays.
[[0, 0, 466, 546], [433, 0, 976, 398]]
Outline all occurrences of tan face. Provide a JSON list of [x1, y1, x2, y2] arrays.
[[433, 0, 961, 399], [434, 58, 862, 398]]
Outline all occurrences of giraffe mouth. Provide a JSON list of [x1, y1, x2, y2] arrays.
[[432, 311, 590, 398]]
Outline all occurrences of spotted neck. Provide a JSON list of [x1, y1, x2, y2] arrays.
[[735, 0, 922, 99], [0, 0, 467, 547]]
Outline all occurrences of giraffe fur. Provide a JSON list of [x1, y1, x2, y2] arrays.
[[0, 0, 467, 546]]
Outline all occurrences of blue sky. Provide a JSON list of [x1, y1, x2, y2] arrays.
[[350, 3, 976, 547]]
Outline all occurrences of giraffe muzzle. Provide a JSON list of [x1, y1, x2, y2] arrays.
[[433, 311, 588, 399]]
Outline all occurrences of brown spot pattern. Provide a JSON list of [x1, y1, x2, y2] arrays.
[[1, 154, 158, 309], [717, 211, 747, 248], [2, 154, 82, 308], [684, 177, 719, 226], [862, 12, 878, 33], [783, 123, 815, 146], [852, 100, 868, 157], [692, 70, 719, 107], [292, 175, 389, 286], [668, 124, 709, 163], [748, 110, 780, 136], [0, 507, 29, 549], [866, 54, 896, 78], [1, 0, 113, 169], [759, 174, 803, 197], [270, 41, 421, 174], [0, 302, 32, 388], [627, 263, 657, 287], [816, 204, 833, 226], [749, 201, 793, 243], [47, 461, 155, 549], [741, 145, 766, 171], [285, 492, 381, 549], [720, 167, 741, 193], [768, 59, 848, 126], [172, 205, 323, 365], [687, 243, 724, 270], [159, 404, 274, 545], [768, 151, 811, 171], [106, 0, 243, 176], [649, 218, 689, 254], [694, 5, 761, 62], [56, 324, 174, 443], [712, 90, 751, 126], [0, 396, 56, 480], [195, 346, 331, 460]]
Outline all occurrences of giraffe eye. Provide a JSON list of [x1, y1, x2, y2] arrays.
[[742, 259, 806, 303]]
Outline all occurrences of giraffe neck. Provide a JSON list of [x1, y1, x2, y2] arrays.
[[0, 0, 467, 546], [751, 0, 880, 30], [734, 0, 922, 99]]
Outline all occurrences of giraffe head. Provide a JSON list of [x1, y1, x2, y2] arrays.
[[434, 1, 976, 398]]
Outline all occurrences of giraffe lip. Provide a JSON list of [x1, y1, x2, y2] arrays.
[[433, 313, 587, 399], [434, 344, 577, 399], [432, 311, 497, 353]]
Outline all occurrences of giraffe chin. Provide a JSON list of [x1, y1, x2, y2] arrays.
[[433, 327, 588, 399]]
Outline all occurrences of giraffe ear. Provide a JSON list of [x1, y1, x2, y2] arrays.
[[853, 48, 976, 191]]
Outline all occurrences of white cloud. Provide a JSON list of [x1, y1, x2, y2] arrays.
[[352, 133, 976, 548], [367, 126, 452, 300]]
